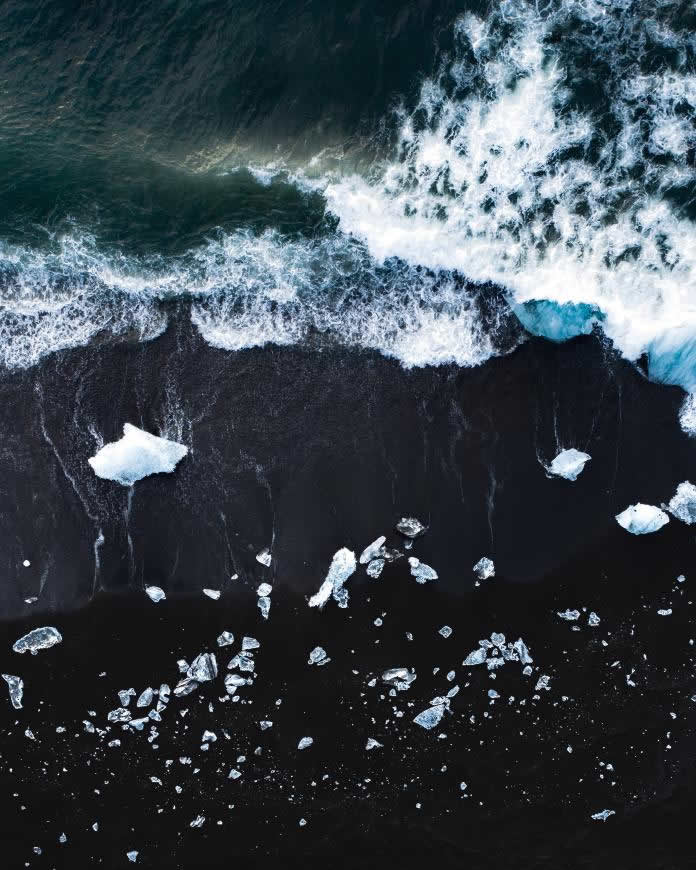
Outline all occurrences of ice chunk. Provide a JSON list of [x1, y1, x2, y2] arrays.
[[308, 548, 356, 609], [395, 517, 428, 538], [13, 626, 62, 655], [242, 636, 259, 651], [216, 631, 235, 648], [202, 588, 220, 600], [118, 688, 135, 706], [228, 652, 254, 672], [256, 548, 272, 567], [189, 815, 205, 828], [487, 689, 500, 699], [228, 769, 242, 780], [366, 737, 383, 750], [557, 609, 580, 621], [359, 536, 386, 564], [2, 674, 23, 709], [588, 612, 600, 627], [187, 653, 218, 682], [366, 559, 384, 579], [535, 674, 551, 691], [513, 638, 533, 665], [107, 707, 132, 723], [127, 851, 139, 863], [298, 737, 313, 750], [591, 809, 615, 822], [439, 625, 453, 638], [413, 704, 446, 729], [615, 504, 669, 534], [257, 596, 271, 619], [257, 583, 273, 597], [308, 646, 329, 666], [136, 688, 153, 708], [473, 557, 495, 580], [408, 557, 438, 583], [259, 720, 273, 730], [224, 674, 247, 695], [145, 586, 166, 603], [88, 424, 187, 486], [547, 448, 591, 481], [382, 667, 416, 691], [668, 481, 696, 524], [202, 730, 217, 743], [463, 648, 487, 666], [657, 608, 672, 616]]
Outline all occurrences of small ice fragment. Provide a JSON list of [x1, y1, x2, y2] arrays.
[[202, 730, 217, 743], [308, 646, 329, 666], [118, 688, 135, 706], [488, 689, 500, 699], [22, 559, 30, 567], [299, 818, 307, 827], [535, 674, 551, 691], [136, 688, 153, 708], [668, 481, 696, 524], [127, 851, 139, 863], [217, 631, 235, 647], [365, 738, 383, 750], [473, 557, 495, 580], [591, 809, 615, 822], [439, 625, 453, 638], [460, 782, 467, 791], [408, 557, 438, 583], [189, 815, 205, 828], [256, 548, 272, 567], [513, 638, 533, 665], [24, 597, 38, 604], [413, 704, 446, 729], [547, 448, 591, 481], [588, 612, 600, 626], [657, 608, 672, 616], [145, 586, 166, 603], [463, 648, 487, 666], [88, 424, 187, 486], [257, 596, 271, 619], [228, 768, 242, 780], [2, 674, 23, 709], [522, 665, 533, 676], [13, 626, 62, 655], [359, 536, 386, 564], [309, 548, 357, 609], [259, 720, 273, 730], [224, 674, 247, 695], [59, 833, 67, 844], [615, 504, 669, 535], [257, 583, 273, 597], [366, 559, 384, 579], [187, 653, 218, 682], [395, 517, 427, 538], [382, 667, 417, 691], [107, 708, 132, 723], [298, 737, 313, 750], [203, 588, 221, 600], [242, 636, 259, 651], [557, 609, 580, 621]]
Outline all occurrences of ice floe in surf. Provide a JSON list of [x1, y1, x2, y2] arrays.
[[13, 626, 62, 654], [2, 674, 23, 709], [546, 449, 591, 481], [308, 548, 356, 609], [88, 424, 187, 486], [667, 481, 696, 524], [472, 557, 494, 580], [615, 504, 669, 535], [202, 588, 220, 600], [145, 586, 166, 603]]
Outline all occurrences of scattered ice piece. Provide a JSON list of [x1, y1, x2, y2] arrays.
[[107, 708, 132, 723], [145, 586, 166, 603], [22, 559, 30, 567], [13, 626, 62, 655], [535, 675, 551, 691], [615, 504, 669, 535], [257, 583, 273, 597], [202, 730, 217, 743], [359, 536, 386, 564], [395, 517, 427, 538], [522, 665, 533, 676], [365, 738, 383, 750], [224, 674, 247, 695], [2, 674, 23, 709], [127, 851, 139, 863], [309, 548, 356, 609], [657, 608, 673, 616], [408, 557, 438, 583], [242, 636, 260, 651], [513, 638, 533, 665], [308, 646, 329, 666], [591, 809, 615, 822], [176, 659, 189, 674], [59, 833, 67, 844], [228, 769, 242, 780], [256, 548, 272, 567], [217, 631, 235, 648], [413, 704, 446, 730], [189, 815, 205, 828], [24, 597, 38, 604], [187, 653, 218, 682], [439, 625, 453, 639], [298, 737, 313, 750], [460, 782, 468, 791], [488, 689, 500, 699], [257, 596, 271, 619], [203, 588, 220, 600], [588, 612, 600, 627], [463, 648, 487, 666], [382, 667, 417, 691], [136, 688, 153, 708], [547, 448, 591, 481], [557, 609, 580, 621], [668, 481, 696, 525], [366, 559, 384, 579], [88, 424, 187, 486], [25, 728, 35, 740], [259, 720, 273, 730], [299, 818, 307, 827], [473, 557, 495, 580]]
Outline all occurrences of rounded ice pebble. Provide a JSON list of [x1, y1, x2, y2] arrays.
[[615, 503, 669, 535], [88, 424, 188, 487], [22, 559, 30, 567]]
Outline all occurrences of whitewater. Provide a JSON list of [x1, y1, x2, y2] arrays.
[[0, 0, 694, 423]]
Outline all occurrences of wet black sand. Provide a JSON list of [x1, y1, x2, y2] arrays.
[[0, 321, 695, 868]]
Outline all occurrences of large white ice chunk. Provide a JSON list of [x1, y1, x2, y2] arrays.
[[547, 448, 591, 481], [88, 424, 188, 486], [668, 481, 696, 525], [615, 503, 669, 535], [308, 548, 356, 609], [13, 626, 62, 654]]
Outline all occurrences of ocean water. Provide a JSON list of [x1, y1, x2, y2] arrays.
[[1, 2, 696, 868]]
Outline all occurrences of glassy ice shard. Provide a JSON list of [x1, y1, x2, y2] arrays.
[[257, 583, 273, 597], [308, 646, 329, 666], [463, 648, 487, 666], [187, 653, 218, 682], [557, 609, 580, 621], [217, 631, 235, 647], [2, 674, 23, 709], [473, 557, 495, 580], [13, 626, 62, 655], [365, 738, 383, 750], [408, 557, 438, 583], [359, 536, 386, 564], [256, 549, 272, 567], [298, 737, 313, 750], [591, 809, 615, 821], [145, 586, 166, 603], [136, 688, 153, 708], [257, 596, 271, 619], [413, 704, 446, 729], [395, 517, 428, 538]]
